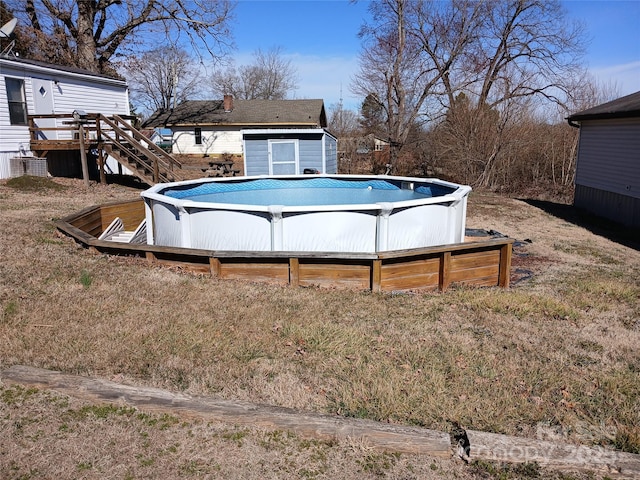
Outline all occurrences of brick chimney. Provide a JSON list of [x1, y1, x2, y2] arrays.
[[223, 94, 233, 112]]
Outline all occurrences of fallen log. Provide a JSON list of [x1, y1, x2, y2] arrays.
[[1, 365, 450, 456], [2, 365, 639, 478]]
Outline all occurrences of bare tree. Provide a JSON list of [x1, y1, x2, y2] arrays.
[[358, 93, 385, 137], [8, 0, 234, 73], [211, 46, 299, 100], [123, 47, 203, 118], [468, 0, 585, 110], [328, 102, 360, 138], [353, 0, 587, 182], [352, 0, 483, 168]]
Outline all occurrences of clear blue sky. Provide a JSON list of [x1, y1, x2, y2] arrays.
[[231, 0, 640, 111]]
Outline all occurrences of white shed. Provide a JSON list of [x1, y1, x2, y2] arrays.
[[0, 56, 130, 179], [567, 91, 640, 227]]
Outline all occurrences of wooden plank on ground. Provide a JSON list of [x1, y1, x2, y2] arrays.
[[3, 365, 639, 478], [466, 429, 640, 478], [1, 366, 451, 458]]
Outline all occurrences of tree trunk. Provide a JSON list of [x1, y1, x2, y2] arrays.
[[76, 0, 98, 71]]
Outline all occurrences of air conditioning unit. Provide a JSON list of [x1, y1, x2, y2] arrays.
[[9, 157, 48, 178]]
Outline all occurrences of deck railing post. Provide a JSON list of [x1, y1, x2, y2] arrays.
[[28, 117, 35, 142], [153, 158, 159, 183], [95, 117, 106, 184], [78, 124, 90, 187]]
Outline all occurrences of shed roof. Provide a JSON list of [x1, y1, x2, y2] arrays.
[[143, 99, 327, 128], [567, 90, 640, 122]]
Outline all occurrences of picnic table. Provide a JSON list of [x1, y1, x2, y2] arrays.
[[182, 159, 241, 177], [182, 160, 240, 177], [204, 160, 239, 177]]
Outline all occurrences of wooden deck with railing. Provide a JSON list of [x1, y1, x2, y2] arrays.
[[57, 199, 514, 293], [28, 113, 183, 185]]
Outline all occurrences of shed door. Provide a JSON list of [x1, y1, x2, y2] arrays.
[[32, 78, 57, 140], [269, 140, 298, 175]]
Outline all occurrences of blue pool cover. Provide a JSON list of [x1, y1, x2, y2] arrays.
[[161, 177, 455, 206]]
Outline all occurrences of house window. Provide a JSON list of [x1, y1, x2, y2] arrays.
[[5, 78, 28, 125], [195, 127, 202, 145], [269, 140, 298, 175]]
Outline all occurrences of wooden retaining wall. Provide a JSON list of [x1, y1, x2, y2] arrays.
[[57, 200, 514, 292]]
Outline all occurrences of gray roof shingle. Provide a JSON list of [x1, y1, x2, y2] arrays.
[[143, 99, 327, 128], [567, 91, 640, 122]]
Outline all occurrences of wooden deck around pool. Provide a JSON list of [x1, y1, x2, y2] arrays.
[[56, 199, 514, 292]]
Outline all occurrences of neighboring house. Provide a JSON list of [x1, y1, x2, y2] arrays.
[[148, 127, 172, 151], [338, 134, 390, 174], [0, 55, 130, 179], [567, 91, 640, 227], [143, 96, 338, 175]]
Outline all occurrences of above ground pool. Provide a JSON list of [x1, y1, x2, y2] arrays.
[[141, 175, 471, 253]]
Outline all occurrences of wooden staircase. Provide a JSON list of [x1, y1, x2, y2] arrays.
[[96, 114, 184, 185]]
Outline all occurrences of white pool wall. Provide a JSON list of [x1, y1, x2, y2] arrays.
[[141, 175, 471, 253]]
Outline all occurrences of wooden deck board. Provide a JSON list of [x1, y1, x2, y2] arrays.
[[298, 262, 371, 289], [56, 200, 514, 292], [220, 261, 290, 283]]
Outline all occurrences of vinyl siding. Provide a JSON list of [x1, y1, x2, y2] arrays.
[[575, 184, 640, 227], [48, 79, 129, 140], [244, 138, 269, 176], [575, 118, 640, 199], [298, 136, 323, 173], [172, 127, 242, 155], [0, 73, 34, 178], [244, 132, 332, 176], [325, 135, 337, 174], [1, 60, 129, 179]]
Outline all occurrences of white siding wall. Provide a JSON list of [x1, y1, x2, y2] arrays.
[[0, 71, 35, 178], [46, 79, 129, 141], [172, 127, 242, 155], [1, 60, 129, 179], [575, 118, 640, 199]]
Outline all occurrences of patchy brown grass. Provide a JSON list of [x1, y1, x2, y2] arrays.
[[1, 177, 639, 479]]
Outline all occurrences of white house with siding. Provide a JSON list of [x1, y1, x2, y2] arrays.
[[0, 56, 130, 179], [143, 96, 338, 175], [567, 91, 640, 227]]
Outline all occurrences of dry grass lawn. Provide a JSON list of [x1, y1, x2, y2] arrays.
[[1, 176, 638, 479]]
